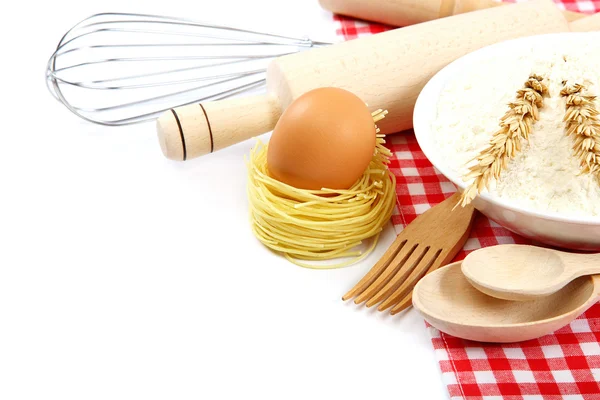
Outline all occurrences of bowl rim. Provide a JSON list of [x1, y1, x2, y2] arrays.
[[413, 31, 600, 226]]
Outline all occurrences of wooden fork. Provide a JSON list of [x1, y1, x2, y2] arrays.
[[343, 192, 476, 315]]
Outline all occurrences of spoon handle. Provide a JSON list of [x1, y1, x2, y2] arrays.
[[561, 252, 600, 279]]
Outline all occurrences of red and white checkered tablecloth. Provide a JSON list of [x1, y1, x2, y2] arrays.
[[334, 1, 600, 398]]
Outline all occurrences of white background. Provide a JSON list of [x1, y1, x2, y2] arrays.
[[1, 1, 448, 399]]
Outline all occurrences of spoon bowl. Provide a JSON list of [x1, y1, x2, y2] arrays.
[[461, 244, 600, 301], [412, 261, 600, 343]]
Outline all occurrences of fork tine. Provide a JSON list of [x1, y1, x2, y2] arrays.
[[343, 192, 476, 314], [377, 249, 442, 312], [364, 245, 430, 307], [389, 294, 413, 315], [341, 237, 407, 301], [352, 242, 418, 305], [387, 217, 475, 315]]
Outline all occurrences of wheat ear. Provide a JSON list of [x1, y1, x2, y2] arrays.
[[560, 83, 600, 183], [458, 75, 548, 207]]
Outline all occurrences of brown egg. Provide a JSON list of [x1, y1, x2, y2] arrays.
[[267, 87, 376, 190]]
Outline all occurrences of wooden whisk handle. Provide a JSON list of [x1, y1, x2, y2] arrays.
[[156, 94, 281, 161]]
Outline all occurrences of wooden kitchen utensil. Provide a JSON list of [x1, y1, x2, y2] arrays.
[[461, 244, 600, 301], [412, 261, 600, 343], [319, 0, 585, 28], [157, 0, 600, 161], [569, 11, 600, 31], [342, 192, 476, 314], [46, 13, 331, 127]]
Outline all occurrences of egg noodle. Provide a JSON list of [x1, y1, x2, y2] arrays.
[[246, 109, 397, 269]]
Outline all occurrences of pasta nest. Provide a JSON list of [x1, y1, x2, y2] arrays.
[[246, 113, 396, 269]]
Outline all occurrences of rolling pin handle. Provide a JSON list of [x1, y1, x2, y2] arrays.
[[156, 94, 281, 161]]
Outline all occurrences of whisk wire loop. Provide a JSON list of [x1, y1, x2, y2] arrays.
[[46, 12, 331, 126]]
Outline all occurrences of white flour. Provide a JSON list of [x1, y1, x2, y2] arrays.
[[432, 40, 600, 218]]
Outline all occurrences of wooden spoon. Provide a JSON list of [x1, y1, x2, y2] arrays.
[[412, 261, 600, 343], [461, 244, 600, 301]]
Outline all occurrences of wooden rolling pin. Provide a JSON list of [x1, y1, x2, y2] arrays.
[[319, 0, 585, 27], [157, 0, 598, 161]]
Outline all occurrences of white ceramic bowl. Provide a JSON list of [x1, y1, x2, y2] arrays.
[[413, 32, 600, 251]]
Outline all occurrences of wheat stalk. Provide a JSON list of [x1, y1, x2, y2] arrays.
[[560, 82, 600, 183], [458, 75, 548, 207]]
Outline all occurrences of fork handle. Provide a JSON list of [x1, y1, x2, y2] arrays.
[[569, 12, 600, 31]]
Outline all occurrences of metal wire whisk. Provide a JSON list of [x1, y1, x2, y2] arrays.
[[46, 12, 331, 126]]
